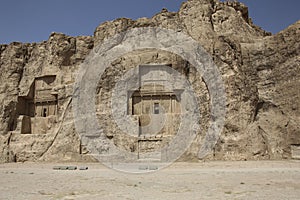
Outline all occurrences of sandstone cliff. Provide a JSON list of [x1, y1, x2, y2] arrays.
[[0, 0, 299, 163]]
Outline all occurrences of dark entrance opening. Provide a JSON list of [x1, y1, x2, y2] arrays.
[[154, 103, 159, 114]]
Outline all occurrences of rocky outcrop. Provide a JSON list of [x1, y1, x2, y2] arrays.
[[239, 22, 300, 159], [0, 34, 94, 162], [0, 0, 299, 162]]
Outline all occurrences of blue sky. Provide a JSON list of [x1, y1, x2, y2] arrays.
[[0, 0, 299, 44]]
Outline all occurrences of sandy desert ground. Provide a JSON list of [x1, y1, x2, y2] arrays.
[[0, 160, 299, 200]]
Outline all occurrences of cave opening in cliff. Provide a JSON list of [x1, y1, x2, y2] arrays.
[[124, 64, 184, 160], [14, 75, 58, 134]]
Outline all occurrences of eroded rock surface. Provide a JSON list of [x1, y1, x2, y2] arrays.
[[0, 0, 299, 162]]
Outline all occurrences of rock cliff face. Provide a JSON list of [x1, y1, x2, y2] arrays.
[[0, 0, 299, 163]]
